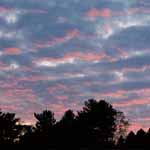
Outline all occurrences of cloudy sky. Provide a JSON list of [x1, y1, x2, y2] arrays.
[[0, 0, 150, 131]]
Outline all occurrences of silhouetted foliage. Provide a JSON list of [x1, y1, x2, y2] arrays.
[[32, 110, 56, 146], [54, 109, 76, 149], [19, 125, 35, 145], [0, 110, 22, 145], [60, 109, 75, 125], [34, 110, 56, 132], [75, 99, 128, 148], [119, 128, 150, 149], [117, 135, 125, 148], [4, 98, 150, 150], [124, 131, 136, 148]]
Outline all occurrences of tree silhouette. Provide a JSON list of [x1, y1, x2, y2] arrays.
[[0, 99, 131, 149], [0, 110, 22, 145], [117, 135, 125, 148], [145, 128, 150, 147], [123, 129, 150, 149], [125, 131, 136, 148], [75, 99, 128, 148], [34, 110, 56, 132], [114, 111, 129, 142], [54, 110, 76, 149], [33, 110, 56, 146], [60, 109, 75, 125], [136, 129, 146, 147], [19, 125, 35, 145]]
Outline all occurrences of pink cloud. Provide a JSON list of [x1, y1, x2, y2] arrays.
[[129, 122, 145, 132], [122, 65, 150, 74], [3, 47, 21, 55], [33, 29, 80, 50], [116, 47, 129, 58], [0, 105, 17, 112], [0, 6, 12, 12], [18, 75, 55, 82], [0, 61, 8, 70], [55, 95, 68, 101], [2, 88, 37, 102], [86, 8, 111, 19], [64, 51, 106, 62], [45, 102, 68, 119], [113, 98, 150, 108], [100, 90, 127, 99], [33, 51, 106, 66], [0, 80, 18, 89], [85, 7, 145, 21], [47, 84, 70, 94]]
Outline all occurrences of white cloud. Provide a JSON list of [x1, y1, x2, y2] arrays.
[[95, 15, 150, 40], [116, 20, 142, 29], [0, 62, 20, 72], [36, 58, 76, 68], [5, 13, 18, 24], [0, 29, 24, 40], [96, 24, 114, 39], [114, 71, 125, 81], [9, 62, 20, 70], [0, 9, 21, 24], [66, 73, 86, 79]]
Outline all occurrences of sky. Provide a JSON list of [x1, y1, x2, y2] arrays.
[[0, 0, 150, 131]]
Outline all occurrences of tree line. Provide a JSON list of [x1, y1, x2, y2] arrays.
[[0, 99, 149, 149]]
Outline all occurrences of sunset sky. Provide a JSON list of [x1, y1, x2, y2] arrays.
[[0, 0, 150, 131]]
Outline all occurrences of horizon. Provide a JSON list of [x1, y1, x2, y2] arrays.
[[0, 0, 150, 132], [5, 99, 149, 133]]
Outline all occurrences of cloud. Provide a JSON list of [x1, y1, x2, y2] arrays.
[[3, 47, 21, 55], [35, 57, 76, 68], [0, 7, 20, 24], [0, 61, 20, 71], [86, 8, 112, 20], [113, 99, 150, 107], [32, 29, 80, 50], [105, 26, 150, 49], [0, 0, 150, 131], [33, 51, 106, 68]]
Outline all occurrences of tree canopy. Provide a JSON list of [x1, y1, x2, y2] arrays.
[[1, 99, 150, 150]]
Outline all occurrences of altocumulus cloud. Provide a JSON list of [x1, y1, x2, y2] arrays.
[[0, 0, 150, 131]]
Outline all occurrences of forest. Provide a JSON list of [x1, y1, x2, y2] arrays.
[[0, 99, 149, 149]]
